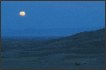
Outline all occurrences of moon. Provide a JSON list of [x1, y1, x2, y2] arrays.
[[19, 11, 26, 16]]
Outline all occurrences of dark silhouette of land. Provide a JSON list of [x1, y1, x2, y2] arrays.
[[1, 28, 105, 69]]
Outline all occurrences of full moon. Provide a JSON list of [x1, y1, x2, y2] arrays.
[[19, 11, 26, 16]]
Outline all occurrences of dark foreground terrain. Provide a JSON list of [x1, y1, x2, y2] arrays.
[[1, 28, 105, 70]]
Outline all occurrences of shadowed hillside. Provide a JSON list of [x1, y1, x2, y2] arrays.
[[1, 28, 105, 68]]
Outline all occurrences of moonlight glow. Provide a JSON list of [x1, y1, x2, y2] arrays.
[[19, 11, 26, 16]]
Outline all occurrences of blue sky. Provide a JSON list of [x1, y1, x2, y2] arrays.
[[1, 1, 105, 38]]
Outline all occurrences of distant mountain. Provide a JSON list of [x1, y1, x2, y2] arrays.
[[2, 28, 105, 67], [34, 28, 105, 54], [45, 28, 105, 43]]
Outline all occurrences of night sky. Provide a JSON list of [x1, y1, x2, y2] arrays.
[[1, 1, 105, 38]]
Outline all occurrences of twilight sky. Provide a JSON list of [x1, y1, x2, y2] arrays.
[[1, 1, 105, 38]]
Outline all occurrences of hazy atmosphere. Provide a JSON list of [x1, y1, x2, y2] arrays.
[[1, 2, 105, 37], [1, 1, 105, 69]]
